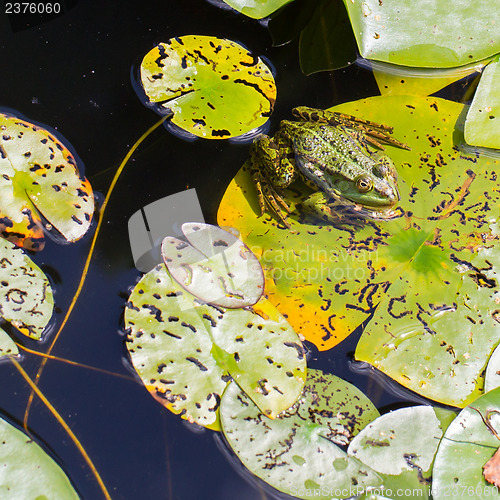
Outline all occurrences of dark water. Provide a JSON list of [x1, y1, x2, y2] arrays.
[[0, 1, 460, 499]]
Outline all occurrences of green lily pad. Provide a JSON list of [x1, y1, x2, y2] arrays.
[[0, 327, 18, 357], [465, 56, 500, 149], [220, 369, 382, 499], [348, 406, 456, 499], [217, 95, 500, 406], [0, 237, 53, 340], [140, 35, 276, 139], [485, 344, 500, 393], [124, 264, 306, 430], [432, 387, 500, 498], [162, 223, 264, 308], [0, 112, 94, 251], [343, 0, 500, 68], [221, 0, 293, 18], [0, 415, 78, 498]]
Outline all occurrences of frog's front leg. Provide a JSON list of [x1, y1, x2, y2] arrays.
[[299, 192, 365, 227], [249, 133, 299, 228]]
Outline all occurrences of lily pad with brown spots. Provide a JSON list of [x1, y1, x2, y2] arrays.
[[0, 326, 18, 357], [124, 264, 306, 430], [220, 369, 382, 499], [432, 387, 500, 499], [140, 35, 276, 139], [0, 237, 53, 340], [162, 223, 264, 308], [217, 95, 500, 407], [0, 112, 94, 251], [347, 406, 456, 499]]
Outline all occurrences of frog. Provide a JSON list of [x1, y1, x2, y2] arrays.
[[248, 106, 410, 228]]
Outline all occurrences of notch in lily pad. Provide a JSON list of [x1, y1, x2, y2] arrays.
[[139, 35, 276, 140], [0, 112, 94, 251], [124, 264, 306, 430], [162, 223, 264, 308]]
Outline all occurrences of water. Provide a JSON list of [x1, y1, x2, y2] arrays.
[[0, 1, 462, 498]]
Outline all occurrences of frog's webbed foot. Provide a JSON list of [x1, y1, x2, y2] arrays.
[[292, 106, 411, 152], [249, 161, 292, 228]]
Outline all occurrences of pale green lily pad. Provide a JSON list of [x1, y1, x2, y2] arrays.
[[343, 0, 500, 68], [465, 56, 500, 149], [0, 237, 53, 340], [220, 369, 382, 499], [124, 264, 306, 430], [162, 223, 264, 308], [0, 112, 94, 251], [140, 35, 276, 139], [0, 415, 78, 498], [485, 344, 500, 393], [218, 95, 500, 407], [221, 0, 292, 18], [0, 327, 18, 357], [432, 387, 500, 498], [348, 406, 456, 499]]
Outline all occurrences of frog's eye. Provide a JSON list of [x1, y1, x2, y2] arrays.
[[355, 176, 373, 193]]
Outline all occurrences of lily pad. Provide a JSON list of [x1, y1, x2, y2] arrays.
[[0, 112, 94, 251], [432, 387, 500, 499], [0, 237, 53, 340], [162, 223, 264, 308], [0, 327, 18, 357], [221, 0, 293, 18], [217, 95, 500, 406], [0, 415, 79, 498], [465, 56, 500, 149], [124, 264, 306, 430], [220, 369, 382, 499], [343, 0, 500, 68], [485, 344, 500, 393], [140, 35, 276, 139], [348, 406, 456, 498]]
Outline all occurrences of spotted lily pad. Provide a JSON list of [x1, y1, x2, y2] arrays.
[[343, 0, 500, 68], [218, 95, 500, 407], [432, 387, 500, 499], [0, 326, 18, 357], [162, 223, 264, 308], [347, 406, 456, 498], [0, 237, 53, 340], [0, 415, 79, 498], [220, 369, 382, 499], [485, 344, 500, 393], [465, 56, 500, 149], [140, 35, 276, 139], [124, 264, 306, 430], [221, 0, 293, 18], [0, 112, 94, 251]]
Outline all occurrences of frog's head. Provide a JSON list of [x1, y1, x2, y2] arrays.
[[332, 157, 400, 210]]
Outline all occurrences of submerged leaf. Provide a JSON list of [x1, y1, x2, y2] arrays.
[[432, 387, 500, 498], [140, 35, 276, 139], [0, 415, 79, 498], [162, 223, 264, 308], [343, 0, 500, 68], [124, 265, 306, 429], [0, 237, 53, 340], [0, 112, 94, 251], [220, 369, 382, 498], [220, 0, 293, 18], [217, 95, 500, 406], [465, 56, 500, 149]]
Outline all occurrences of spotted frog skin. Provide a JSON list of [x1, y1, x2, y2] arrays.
[[249, 107, 410, 228]]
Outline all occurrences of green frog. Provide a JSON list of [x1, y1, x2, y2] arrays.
[[248, 106, 410, 228]]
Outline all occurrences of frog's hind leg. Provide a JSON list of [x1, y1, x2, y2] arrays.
[[292, 106, 410, 151], [248, 134, 297, 228]]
